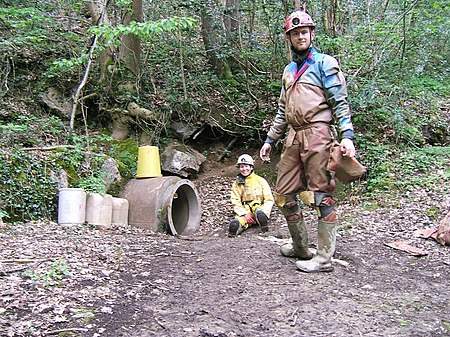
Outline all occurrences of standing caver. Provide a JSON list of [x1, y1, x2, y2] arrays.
[[259, 10, 358, 272]]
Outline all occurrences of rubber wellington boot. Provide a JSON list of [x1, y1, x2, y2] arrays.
[[228, 219, 243, 237], [255, 209, 269, 233], [280, 219, 313, 260], [296, 220, 337, 273]]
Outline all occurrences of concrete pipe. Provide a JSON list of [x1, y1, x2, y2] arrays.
[[120, 176, 201, 235]]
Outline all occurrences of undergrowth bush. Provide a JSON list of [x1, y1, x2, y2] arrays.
[[358, 143, 450, 195], [350, 73, 450, 146], [0, 149, 59, 222], [0, 119, 138, 222]]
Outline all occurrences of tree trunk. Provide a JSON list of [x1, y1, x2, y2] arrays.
[[223, 0, 241, 71], [200, 5, 232, 78], [87, 0, 143, 141], [87, 1, 112, 82], [322, 0, 338, 37], [294, 0, 307, 11], [119, 0, 142, 77], [224, 0, 240, 42]]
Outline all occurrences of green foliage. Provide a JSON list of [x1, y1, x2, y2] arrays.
[[107, 140, 139, 179], [0, 7, 55, 51], [0, 114, 66, 148], [115, 0, 133, 12], [0, 107, 136, 221], [256, 166, 278, 187], [0, 5, 79, 59], [46, 55, 89, 78], [315, 35, 348, 57], [0, 209, 8, 221], [406, 75, 450, 97], [47, 16, 197, 78], [442, 320, 450, 332], [0, 149, 59, 222], [333, 0, 450, 148], [359, 144, 450, 195], [58, 133, 134, 193], [0, 3, 87, 95], [78, 173, 108, 195], [349, 72, 449, 146], [89, 17, 197, 48], [23, 259, 70, 286], [426, 206, 440, 219]]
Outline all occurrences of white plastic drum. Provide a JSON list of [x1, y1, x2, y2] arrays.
[[85, 193, 113, 229], [58, 188, 87, 225], [112, 197, 129, 226]]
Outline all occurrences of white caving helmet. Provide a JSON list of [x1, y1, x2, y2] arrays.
[[236, 154, 254, 167]]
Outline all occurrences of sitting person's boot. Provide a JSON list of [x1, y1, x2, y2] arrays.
[[255, 209, 269, 233], [296, 220, 336, 272], [228, 218, 243, 237], [280, 219, 313, 260]]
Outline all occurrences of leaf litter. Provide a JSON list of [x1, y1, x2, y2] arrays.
[[1, 172, 449, 337]]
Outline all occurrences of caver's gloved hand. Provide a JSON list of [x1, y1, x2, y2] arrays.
[[340, 138, 355, 157], [244, 213, 256, 224]]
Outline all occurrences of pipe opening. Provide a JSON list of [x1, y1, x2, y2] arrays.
[[120, 177, 201, 235], [168, 181, 201, 235]]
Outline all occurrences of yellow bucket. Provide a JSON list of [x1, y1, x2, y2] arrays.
[[136, 146, 162, 178]]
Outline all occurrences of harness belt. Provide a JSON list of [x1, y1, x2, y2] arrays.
[[291, 121, 330, 132]]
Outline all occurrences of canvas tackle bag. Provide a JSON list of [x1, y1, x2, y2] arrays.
[[327, 141, 366, 183]]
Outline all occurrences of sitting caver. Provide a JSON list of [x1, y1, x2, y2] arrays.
[[228, 154, 274, 237]]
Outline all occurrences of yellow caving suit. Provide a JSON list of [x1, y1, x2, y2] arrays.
[[230, 172, 274, 230]]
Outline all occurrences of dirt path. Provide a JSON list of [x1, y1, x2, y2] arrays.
[[1, 174, 449, 337]]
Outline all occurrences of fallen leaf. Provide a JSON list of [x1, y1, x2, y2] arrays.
[[384, 240, 428, 256], [413, 228, 437, 239]]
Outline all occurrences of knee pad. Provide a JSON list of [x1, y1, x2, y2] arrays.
[[316, 193, 336, 219], [274, 192, 302, 220], [300, 191, 336, 218]]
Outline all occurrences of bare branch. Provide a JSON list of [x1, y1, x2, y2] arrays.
[[69, 1, 108, 130], [22, 145, 76, 151]]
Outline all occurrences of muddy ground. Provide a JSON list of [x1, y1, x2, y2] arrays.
[[1, 156, 450, 337]]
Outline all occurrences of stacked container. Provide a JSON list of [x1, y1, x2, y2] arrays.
[[58, 188, 87, 226]]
